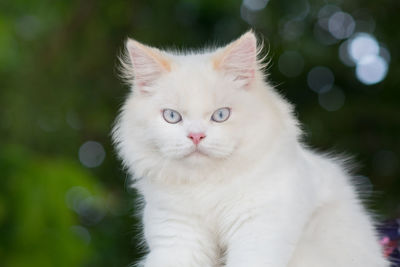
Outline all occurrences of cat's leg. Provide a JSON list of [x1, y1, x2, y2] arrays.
[[142, 204, 219, 267], [287, 201, 389, 267], [223, 204, 312, 267]]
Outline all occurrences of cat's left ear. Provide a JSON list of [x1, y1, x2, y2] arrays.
[[213, 31, 259, 88]]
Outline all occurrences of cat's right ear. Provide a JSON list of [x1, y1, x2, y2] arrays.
[[212, 31, 261, 89], [122, 38, 171, 94]]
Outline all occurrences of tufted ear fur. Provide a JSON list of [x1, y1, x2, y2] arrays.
[[213, 31, 259, 88], [123, 38, 171, 93]]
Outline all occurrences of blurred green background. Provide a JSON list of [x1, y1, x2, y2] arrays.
[[0, 0, 399, 266]]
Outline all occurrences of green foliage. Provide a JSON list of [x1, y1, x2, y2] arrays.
[[0, 145, 96, 266]]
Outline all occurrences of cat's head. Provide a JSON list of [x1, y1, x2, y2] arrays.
[[113, 31, 298, 182]]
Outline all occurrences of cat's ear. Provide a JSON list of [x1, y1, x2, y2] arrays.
[[213, 31, 259, 88], [123, 38, 171, 93]]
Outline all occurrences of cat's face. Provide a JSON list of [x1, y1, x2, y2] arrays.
[[135, 59, 253, 164], [115, 31, 291, 177]]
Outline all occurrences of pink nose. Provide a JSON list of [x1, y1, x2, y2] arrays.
[[188, 132, 206, 145]]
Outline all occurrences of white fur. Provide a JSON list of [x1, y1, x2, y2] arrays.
[[113, 31, 389, 267]]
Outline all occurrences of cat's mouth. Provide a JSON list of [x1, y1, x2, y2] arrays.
[[186, 147, 209, 158]]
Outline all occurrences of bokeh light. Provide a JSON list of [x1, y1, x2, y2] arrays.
[[66, 186, 91, 212], [240, 4, 257, 25], [338, 40, 355, 66], [66, 110, 82, 130], [340, 32, 390, 85], [79, 141, 106, 168], [318, 4, 341, 21], [318, 86, 345, 111], [70, 225, 91, 245], [355, 54, 388, 85], [348, 33, 380, 63], [328, 11, 355, 39], [66, 186, 106, 226], [315, 4, 341, 45], [242, 0, 269, 11], [77, 196, 106, 225], [307, 66, 335, 93]]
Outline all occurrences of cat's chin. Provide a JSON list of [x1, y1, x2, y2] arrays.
[[179, 149, 213, 167], [181, 145, 235, 160], [185, 148, 209, 158]]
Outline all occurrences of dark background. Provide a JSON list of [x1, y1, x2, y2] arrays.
[[1, 0, 399, 266]]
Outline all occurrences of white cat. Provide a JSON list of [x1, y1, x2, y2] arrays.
[[112, 31, 389, 267]]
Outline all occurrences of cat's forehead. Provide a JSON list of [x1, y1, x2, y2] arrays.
[[160, 74, 217, 110], [154, 54, 231, 113], [170, 52, 214, 75], [165, 55, 215, 86]]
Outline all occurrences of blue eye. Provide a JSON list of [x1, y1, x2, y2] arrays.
[[162, 109, 182, 124], [211, 107, 231, 123]]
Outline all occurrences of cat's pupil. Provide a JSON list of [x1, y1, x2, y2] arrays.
[[219, 111, 223, 118]]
